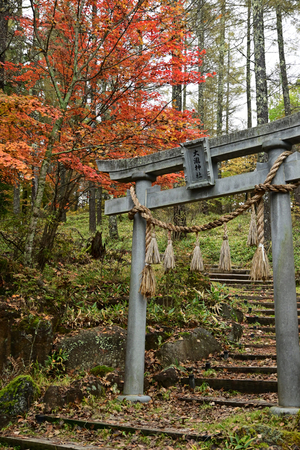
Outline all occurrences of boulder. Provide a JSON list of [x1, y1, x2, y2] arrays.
[[43, 377, 105, 412], [221, 304, 243, 323], [228, 322, 243, 342], [43, 385, 64, 412], [0, 375, 39, 428], [71, 378, 105, 399], [11, 319, 53, 366], [106, 371, 125, 391], [145, 328, 173, 351], [157, 328, 221, 368], [0, 304, 18, 372], [0, 303, 54, 373], [153, 367, 179, 388], [57, 325, 126, 371]]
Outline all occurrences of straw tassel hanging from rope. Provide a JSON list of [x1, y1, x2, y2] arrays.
[[145, 224, 160, 264], [163, 230, 175, 272], [140, 221, 157, 298], [218, 223, 231, 272], [190, 232, 204, 272], [250, 198, 270, 281], [247, 204, 258, 246]]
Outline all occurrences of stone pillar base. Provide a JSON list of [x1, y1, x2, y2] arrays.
[[270, 406, 300, 416], [118, 394, 151, 403]]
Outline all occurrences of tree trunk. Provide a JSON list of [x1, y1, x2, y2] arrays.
[[246, 0, 252, 128], [276, 6, 291, 116], [294, 186, 300, 218], [37, 220, 60, 270], [0, 0, 9, 91], [22, 184, 29, 215], [60, 163, 67, 222], [13, 184, 20, 215], [216, 0, 226, 136], [23, 117, 64, 266], [89, 231, 106, 260], [108, 215, 119, 240], [252, 0, 268, 125], [197, 0, 205, 126], [172, 204, 187, 240], [89, 181, 96, 233], [172, 84, 182, 112], [225, 39, 230, 134], [252, 0, 270, 243], [97, 185, 102, 225]]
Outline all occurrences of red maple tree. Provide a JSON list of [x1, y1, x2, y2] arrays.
[[3, 0, 210, 265]]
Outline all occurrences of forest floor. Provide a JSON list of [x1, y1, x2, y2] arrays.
[[2, 286, 300, 449], [1, 208, 300, 448]]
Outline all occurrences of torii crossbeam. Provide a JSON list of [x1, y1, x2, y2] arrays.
[[97, 112, 300, 413]]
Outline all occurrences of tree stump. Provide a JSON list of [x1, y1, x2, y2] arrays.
[[90, 231, 106, 260]]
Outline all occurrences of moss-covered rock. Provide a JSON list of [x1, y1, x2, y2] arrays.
[[157, 327, 221, 368], [90, 365, 114, 377], [0, 375, 39, 429], [57, 325, 126, 371], [0, 304, 54, 373]]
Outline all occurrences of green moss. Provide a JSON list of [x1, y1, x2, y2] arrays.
[[281, 430, 300, 447], [0, 375, 40, 415], [12, 315, 51, 334], [90, 365, 114, 377]]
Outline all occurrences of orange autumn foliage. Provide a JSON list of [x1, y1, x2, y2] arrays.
[[3, 0, 209, 192]]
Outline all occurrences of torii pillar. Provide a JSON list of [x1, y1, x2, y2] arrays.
[[266, 140, 300, 414], [118, 173, 155, 403]]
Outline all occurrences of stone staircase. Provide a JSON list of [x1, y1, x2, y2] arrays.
[[209, 266, 273, 289], [182, 288, 294, 400]]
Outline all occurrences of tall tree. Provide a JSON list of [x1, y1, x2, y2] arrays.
[[216, 0, 226, 136], [0, 0, 9, 90], [89, 181, 96, 233], [246, 0, 252, 128], [4, 0, 207, 266], [276, 6, 291, 116], [252, 0, 268, 125]]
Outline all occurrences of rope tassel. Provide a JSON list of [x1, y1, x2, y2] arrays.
[[250, 243, 270, 281], [250, 198, 270, 281], [218, 223, 231, 272], [140, 264, 156, 298], [140, 221, 156, 298], [190, 233, 204, 272], [145, 225, 160, 264], [163, 230, 175, 273], [247, 204, 258, 246]]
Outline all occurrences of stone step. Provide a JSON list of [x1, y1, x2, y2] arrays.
[[230, 353, 276, 360], [0, 437, 103, 450], [210, 273, 253, 280], [243, 286, 274, 291], [247, 301, 275, 308], [178, 395, 276, 408], [243, 343, 276, 348], [183, 377, 277, 393], [211, 278, 273, 285], [248, 301, 300, 309], [256, 326, 300, 333], [247, 314, 300, 323], [206, 366, 277, 374], [254, 309, 275, 315], [247, 316, 277, 325], [0, 419, 209, 445], [208, 266, 250, 274], [235, 295, 274, 300], [252, 309, 300, 316], [225, 283, 273, 289]]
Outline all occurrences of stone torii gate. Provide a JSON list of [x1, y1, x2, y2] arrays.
[[97, 112, 300, 413]]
